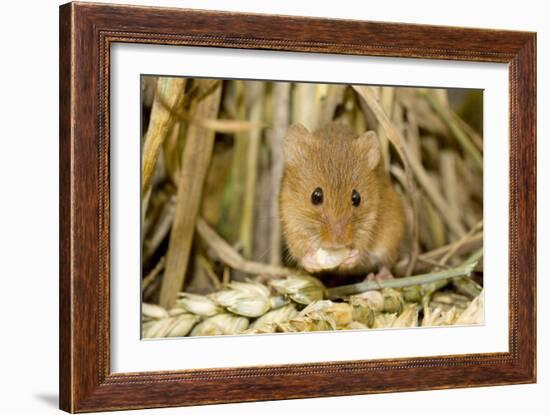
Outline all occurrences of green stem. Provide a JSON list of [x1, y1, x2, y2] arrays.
[[328, 260, 478, 299], [464, 247, 483, 264]]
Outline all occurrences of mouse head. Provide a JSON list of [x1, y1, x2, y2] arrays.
[[279, 122, 383, 273]]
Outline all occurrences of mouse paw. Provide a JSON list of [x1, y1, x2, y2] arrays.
[[366, 266, 395, 282]]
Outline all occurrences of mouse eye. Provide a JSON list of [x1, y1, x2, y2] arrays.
[[311, 187, 323, 205], [351, 189, 361, 207]]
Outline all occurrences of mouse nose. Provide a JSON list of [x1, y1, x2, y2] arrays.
[[321, 218, 353, 250]]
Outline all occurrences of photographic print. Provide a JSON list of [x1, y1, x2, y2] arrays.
[[141, 77, 484, 338]]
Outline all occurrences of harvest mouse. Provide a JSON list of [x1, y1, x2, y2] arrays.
[[279, 122, 406, 275]]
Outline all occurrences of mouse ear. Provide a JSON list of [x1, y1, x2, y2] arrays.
[[283, 123, 311, 165], [356, 130, 381, 170]]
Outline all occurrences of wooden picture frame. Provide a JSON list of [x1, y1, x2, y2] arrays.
[[59, 2, 536, 412]]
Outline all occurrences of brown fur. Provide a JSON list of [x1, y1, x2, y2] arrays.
[[279, 122, 406, 275]]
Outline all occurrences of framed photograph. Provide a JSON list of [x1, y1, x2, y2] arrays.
[[59, 2, 536, 412]]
